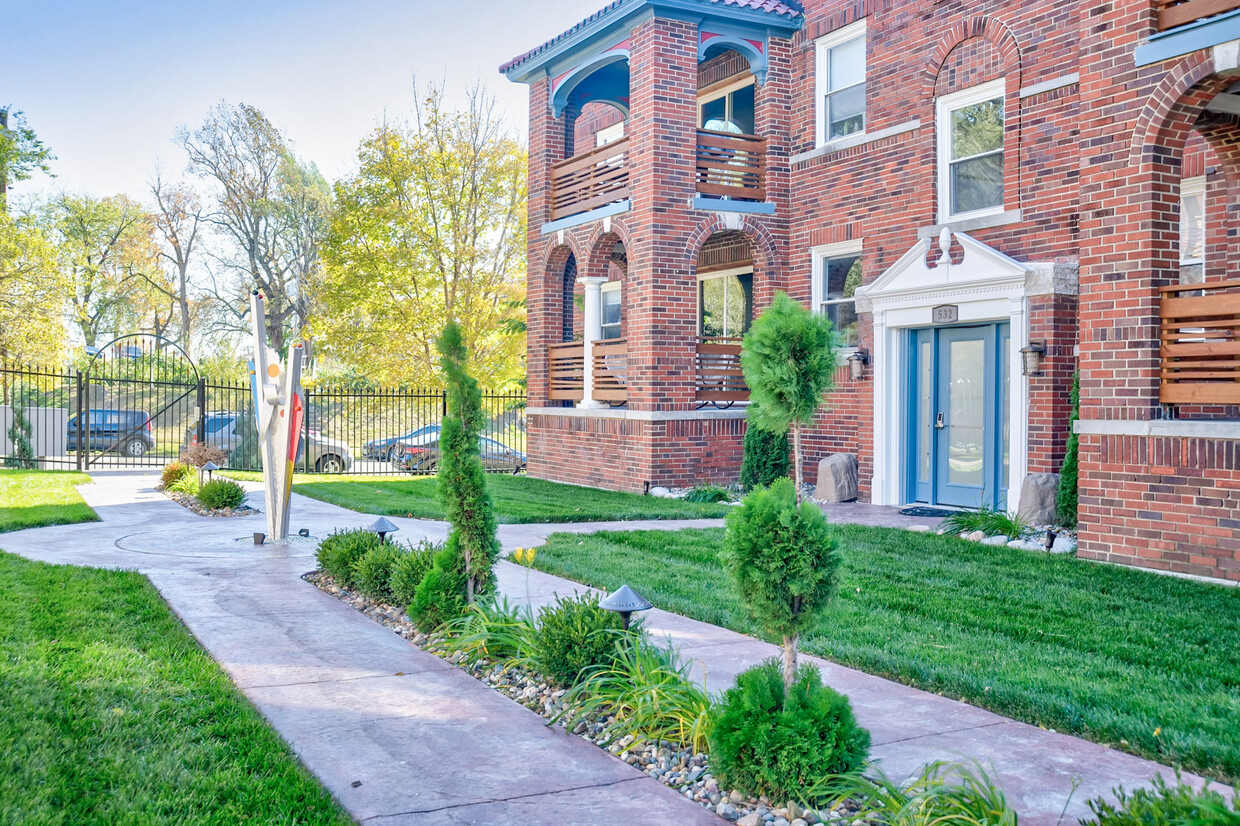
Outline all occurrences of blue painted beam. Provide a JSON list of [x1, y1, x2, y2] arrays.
[[1134, 10, 1240, 66]]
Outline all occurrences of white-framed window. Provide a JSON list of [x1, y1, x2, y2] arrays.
[[698, 75, 756, 135], [810, 240, 862, 349], [595, 121, 625, 147], [1179, 175, 1205, 284], [936, 79, 1006, 222], [815, 19, 867, 147], [601, 281, 622, 340], [698, 266, 754, 338]]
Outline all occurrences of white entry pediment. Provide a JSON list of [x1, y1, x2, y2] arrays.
[[855, 229, 1029, 311]]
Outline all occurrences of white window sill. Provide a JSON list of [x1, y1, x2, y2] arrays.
[[918, 208, 1021, 239]]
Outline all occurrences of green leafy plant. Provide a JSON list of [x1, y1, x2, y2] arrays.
[[710, 658, 869, 806], [741, 291, 838, 503], [556, 634, 714, 752], [533, 592, 626, 688], [940, 505, 1029, 539], [4, 398, 36, 469], [739, 403, 790, 491], [722, 477, 840, 689], [685, 484, 730, 504], [435, 595, 539, 669], [196, 479, 246, 510], [167, 471, 200, 496], [354, 542, 404, 604], [1082, 773, 1240, 825], [1058, 369, 1080, 528], [315, 528, 382, 588], [160, 461, 192, 489], [814, 760, 1016, 825], [389, 539, 441, 607], [408, 545, 469, 631]]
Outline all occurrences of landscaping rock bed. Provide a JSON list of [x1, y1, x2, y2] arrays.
[[303, 569, 864, 826], [161, 489, 259, 518]]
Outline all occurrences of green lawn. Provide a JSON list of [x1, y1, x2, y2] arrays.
[[0, 551, 351, 824], [530, 526, 1240, 784], [223, 472, 732, 523], [0, 470, 99, 533]]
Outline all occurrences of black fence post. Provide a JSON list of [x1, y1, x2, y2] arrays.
[[196, 378, 206, 447], [75, 369, 85, 472], [302, 387, 312, 473]]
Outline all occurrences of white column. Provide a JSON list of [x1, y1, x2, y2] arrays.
[[870, 309, 890, 504], [578, 276, 608, 409], [1008, 295, 1029, 512]]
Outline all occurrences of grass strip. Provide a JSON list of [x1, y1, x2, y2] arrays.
[[0, 470, 99, 533], [530, 525, 1240, 784], [0, 550, 351, 824]]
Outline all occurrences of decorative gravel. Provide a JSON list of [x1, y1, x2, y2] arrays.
[[162, 489, 259, 518], [303, 569, 866, 826]]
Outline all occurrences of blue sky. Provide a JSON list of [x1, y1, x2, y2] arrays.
[[4, 0, 602, 200]]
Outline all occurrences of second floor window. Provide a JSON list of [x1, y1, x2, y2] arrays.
[[937, 79, 1006, 220], [699, 77, 756, 135], [811, 242, 862, 349], [601, 282, 622, 340], [815, 20, 866, 146], [1179, 176, 1205, 284], [699, 269, 753, 338]]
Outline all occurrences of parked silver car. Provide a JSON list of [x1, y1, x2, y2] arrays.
[[183, 411, 354, 473]]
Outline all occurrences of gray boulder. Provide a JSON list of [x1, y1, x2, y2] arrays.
[[1017, 473, 1060, 524], [814, 453, 859, 503]]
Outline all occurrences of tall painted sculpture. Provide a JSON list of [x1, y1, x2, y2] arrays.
[[249, 290, 304, 542]]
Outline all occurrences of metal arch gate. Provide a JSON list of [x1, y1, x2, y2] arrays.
[[77, 335, 203, 470]]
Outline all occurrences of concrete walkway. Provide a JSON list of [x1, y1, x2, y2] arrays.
[[2, 472, 1229, 825]]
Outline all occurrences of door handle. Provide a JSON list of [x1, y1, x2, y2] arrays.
[[935, 412, 945, 430]]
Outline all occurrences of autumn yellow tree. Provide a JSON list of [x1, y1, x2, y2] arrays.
[[0, 211, 64, 367], [316, 83, 526, 390]]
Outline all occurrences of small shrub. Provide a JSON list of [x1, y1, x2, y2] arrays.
[[739, 405, 790, 492], [685, 484, 731, 503], [1057, 369, 1080, 528], [940, 505, 1029, 538], [167, 471, 200, 496], [160, 461, 192, 489], [556, 634, 714, 752], [435, 595, 539, 669], [196, 479, 246, 510], [354, 543, 404, 603], [315, 528, 382, 588], [709, 658, 869, 806], [408, 546, 469, 632], [533, 592, 626, 688], [1082, 773, 1240, 826], [816, 760, 1017, 825], [389, 539, 441, 607], [180, 441, 227, 468]]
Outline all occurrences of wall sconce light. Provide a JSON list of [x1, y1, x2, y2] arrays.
[[1020, 341, 1047, 377], [847, 349, 870, 382]]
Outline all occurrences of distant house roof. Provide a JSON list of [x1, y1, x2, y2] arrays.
[[500, 0, 803, 76]]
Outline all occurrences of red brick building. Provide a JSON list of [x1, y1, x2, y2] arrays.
[[502, 0, 1240, 581]]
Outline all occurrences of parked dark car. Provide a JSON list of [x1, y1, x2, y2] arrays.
[[67, 409, 156, 457], [393, 433, 526, 474], [183, 411, 355, 473], [362, 425, 440, 461]]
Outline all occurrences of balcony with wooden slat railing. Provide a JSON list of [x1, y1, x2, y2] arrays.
[[1160, 279, 1240, 404], [696, 337, 749, 406], [548, 137, 630, 221], [592, 339, 628, 405], [695, 129, 767, 202], [548, 341, 584, 401], [1154, 0, 1240, 30]]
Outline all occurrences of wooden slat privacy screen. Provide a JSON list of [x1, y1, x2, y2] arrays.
[[1154, 0, 1240, 30], [1160, 278, 1240, 404]]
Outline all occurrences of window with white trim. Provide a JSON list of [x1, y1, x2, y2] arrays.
[[936, 79, 1005, 221], [1179, 176, 1205, 284], [815, 20, 866, 147], [601, 281, 622, 340], [698, 76, 756, 135], [811, 241, 862, 349], [698, 267, 754, 338], [595, 121, 625, 147]]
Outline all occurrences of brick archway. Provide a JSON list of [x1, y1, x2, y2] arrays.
[[922, 16, 1022, 100]]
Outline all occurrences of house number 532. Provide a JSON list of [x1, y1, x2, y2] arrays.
[[932, 304, 959, 324]]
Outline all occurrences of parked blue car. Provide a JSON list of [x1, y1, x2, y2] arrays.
[[67, 409, 156, 457]]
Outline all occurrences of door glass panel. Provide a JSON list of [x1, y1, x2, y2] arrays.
[[730, 84, 755, 135], [947, 338, 985, 487], [1001, 331, 1009, 495], [919, 339, 932, 481]]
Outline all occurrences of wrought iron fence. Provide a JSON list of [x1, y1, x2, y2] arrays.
[[2, 359, 526, 476]]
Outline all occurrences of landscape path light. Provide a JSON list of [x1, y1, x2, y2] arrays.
[[599, 584, 653, 631], [367, 516, 399, 544], [201, 461, 219, 482]]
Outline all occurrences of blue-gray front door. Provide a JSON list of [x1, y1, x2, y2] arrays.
[[908, 324, 1009, 509]]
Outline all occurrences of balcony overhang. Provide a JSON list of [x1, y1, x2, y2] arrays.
[[500, 0, 802, 97], [1135, 11, 1240, 66]]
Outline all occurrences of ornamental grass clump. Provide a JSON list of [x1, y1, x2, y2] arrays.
[[814, 760, 1017, 826], [533, 592, 627, 688], [940, 505, 1029, 539], [710, 658, 869, 806], [1082, 773, 1240, 826], [435, 595, 539, 670], [685, 484, 731, 503], [160, 461, 192, 489]]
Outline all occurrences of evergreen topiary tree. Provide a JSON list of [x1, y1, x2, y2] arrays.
[[722, 477, 840, 690], [741, 292, 837, 504], [1057, 369, 1079, 528], [409, 319, 500, 631], [738, 401, 790, 491], [4, 392, 36, 469]]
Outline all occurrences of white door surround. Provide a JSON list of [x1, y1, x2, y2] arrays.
[[855, 230, 1032, 509]]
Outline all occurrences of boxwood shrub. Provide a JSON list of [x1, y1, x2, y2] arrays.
[[315, 528, 382, 588], [196, 479, 246, 510], [533, 592, 625, 688]]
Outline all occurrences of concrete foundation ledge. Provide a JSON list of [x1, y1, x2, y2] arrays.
[[1075, 419, 1240, 439], [527, 406, 748, 422]]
